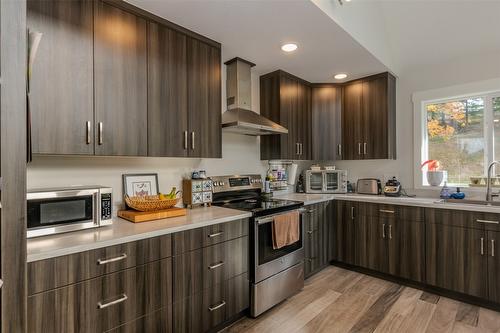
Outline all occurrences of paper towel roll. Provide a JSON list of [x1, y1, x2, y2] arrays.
[[287, 163, 298, 185]]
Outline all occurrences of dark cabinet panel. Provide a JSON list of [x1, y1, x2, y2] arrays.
[[342, 82, 363, 160], [311, 84, 342, 160], [148, 22, 188, 157], [28, 258, 173, 333], [304, 202, 330, 278], [426, 222, 487, 299], [297, 81, 312, 160], [487, 231, 500, 303], [330, 200, 356, 264], [27, 0, 94, 155], [94, 1, 147, 156], [280, 74, 299, 159], [105, 307, 172, 333], [28, 235, 172, 295], [187, 38, 222, 158]]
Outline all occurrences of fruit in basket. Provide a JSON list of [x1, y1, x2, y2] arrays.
[[167, 187, 177, 199], [158, 193, 167, 200]]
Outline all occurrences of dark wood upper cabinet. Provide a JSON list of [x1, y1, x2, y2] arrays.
[[260, 70, 311, 160], [311, 84, 342, 160], [148, 22, 188, 157], [27, 0, 94, 155], [94, 1, 148, 156], [187, 38, 222, 158], [342, 72, 396, 160]]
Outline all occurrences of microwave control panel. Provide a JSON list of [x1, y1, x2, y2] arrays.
[[101, 193, 112, 220]]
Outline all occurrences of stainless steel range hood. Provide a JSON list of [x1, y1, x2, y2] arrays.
[[222, 58, 288, 136]]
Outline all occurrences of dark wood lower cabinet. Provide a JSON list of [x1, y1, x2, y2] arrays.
[[28, 258, 173, 333], [389, 219, 425, 282], [426, 223, 487, 299], [173, 273, 249, 333], [488, 231, 500, 303], [105, 307, 172, 333], [329, 200, 356, 264], [304, 202, 330, 277]]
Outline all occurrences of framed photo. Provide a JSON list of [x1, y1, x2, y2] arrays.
[[122, 173, 159, 197]]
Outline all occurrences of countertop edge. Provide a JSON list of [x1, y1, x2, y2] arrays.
[[27, 210, 252, 263]]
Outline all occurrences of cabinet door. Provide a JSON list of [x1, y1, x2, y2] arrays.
[[148, 22, 188, 157], [362, 75, 389, 159], [296, 82, 312, 160], [304, 202, 329, 277], [426, 224, 487, 298], [280, 75, 299, 159], [342, 82, 364, 160], [487, 231, 500, 303], [27, 0, 94, 155], [331, 201, 356, 264], [312, 85, 342, 160], [366, 216, 388, 273], [94, 1, 147, 156], [388, 219, 425, 282], [187, 38, 221, 158]]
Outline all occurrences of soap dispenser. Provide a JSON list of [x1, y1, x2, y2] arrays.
[[439, 181, 451, 199], [450, 187, 465, 199]]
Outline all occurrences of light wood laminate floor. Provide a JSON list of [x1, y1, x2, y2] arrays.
[[224, 266, 500, 333]]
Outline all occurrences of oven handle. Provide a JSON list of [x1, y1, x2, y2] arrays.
[[256, 208, 306, 225]]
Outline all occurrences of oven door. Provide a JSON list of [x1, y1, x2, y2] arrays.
[[325, 171, 340, 192], [305, 171, 324, 193], [253, 209, 304, 283], [27, 189, 98, 237]]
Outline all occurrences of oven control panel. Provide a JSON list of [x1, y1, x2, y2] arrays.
[[211, 174, 262, 193]]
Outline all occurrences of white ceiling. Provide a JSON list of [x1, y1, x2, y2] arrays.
[[377, 0, 500, 72], [126, 0, 388, 83]]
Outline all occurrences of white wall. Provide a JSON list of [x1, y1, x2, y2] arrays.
[[27, 57, 269, 210], [334, 51, 500, 197]]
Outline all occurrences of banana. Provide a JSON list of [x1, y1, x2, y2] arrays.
[[167, 187, 177, 199]]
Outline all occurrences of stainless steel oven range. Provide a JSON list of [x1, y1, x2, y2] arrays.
[[212, 174, 304, 317]]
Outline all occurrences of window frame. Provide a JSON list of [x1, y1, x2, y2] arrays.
[[413, 78, 500, 189]]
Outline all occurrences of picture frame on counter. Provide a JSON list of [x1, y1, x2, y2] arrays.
[[122, 173, 159, 197]]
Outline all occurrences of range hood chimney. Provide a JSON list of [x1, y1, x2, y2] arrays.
[[222, 57, 288, 136]]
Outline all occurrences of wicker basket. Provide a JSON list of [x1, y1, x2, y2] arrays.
[[125, 194, 180, 212]]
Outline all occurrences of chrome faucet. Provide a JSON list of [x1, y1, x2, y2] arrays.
[[486, 161, 500, 202]]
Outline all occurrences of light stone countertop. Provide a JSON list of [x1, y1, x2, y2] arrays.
[[27, 206, 252, 263], [275, 192, 500, 214]]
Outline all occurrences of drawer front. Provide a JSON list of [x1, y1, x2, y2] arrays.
[[174, 236, 248, 301], [104, 307, 172, 333], [28, 258, 172, 333], [373, 204, 424, 222], [173, 273, 249, 333], [173, 219, 249, 255], [426, 208, 499, 229], [28, 235, 172, 295]]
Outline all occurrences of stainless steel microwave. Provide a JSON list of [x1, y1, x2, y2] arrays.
[[304, 170, 347, 194], [27, 186, 113, 238]]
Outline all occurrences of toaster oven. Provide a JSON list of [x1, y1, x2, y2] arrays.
[[304, 170, 347, 194]]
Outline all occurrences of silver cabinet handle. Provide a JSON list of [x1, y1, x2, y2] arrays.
[[358, 143, 362, 155], [191, 131, 195, 150], [379, 209, 395, 214], [481, 237, 485, 255], [208, 301, 226, 312], [388, 225, 392, 239], [364, 142, 367, 155], [98, 122, 103, 145], [300, 143, 303, 156], [476, 219, 500, 224], [208, 261, 224, 270], [86, 121, 91, 144], [97, 253, 127, 265], [307, 209, 315, 214], [296, 143, 299, 155], [492, 239, 496, 257], [338, 144, 342, 156], [351, 206, 355, 220], [97, 294, 128, 309], [382, 224, 386, 238], [208, 231, 224, 238], [184, 131, 188, 150], [307, 230, 314, 235]]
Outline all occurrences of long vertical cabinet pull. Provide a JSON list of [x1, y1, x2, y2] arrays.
[[338, 144, 342, 157], [363, 142, 367, 155], [86, 121, 91, 144], [191, 132, 195, 150], [350, 206, 355, 220], [184, 131, 188, 150], [492, 239, 496, 257], [481, 237, 485, 255], [296, 143, 299, 156], [382, 224, 386, 238], [388, 225, 392, 239], [98, 122, 103, 145], [358, 143, 362, 155]]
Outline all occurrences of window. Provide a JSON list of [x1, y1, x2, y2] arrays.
[[422, 92, 500, 186]]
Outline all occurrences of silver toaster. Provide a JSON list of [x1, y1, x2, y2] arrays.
[[356, 178, 382, 195]]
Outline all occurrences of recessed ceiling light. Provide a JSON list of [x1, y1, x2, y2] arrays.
[[334, 73, 348, 80], [281, 43, 298, 52]]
